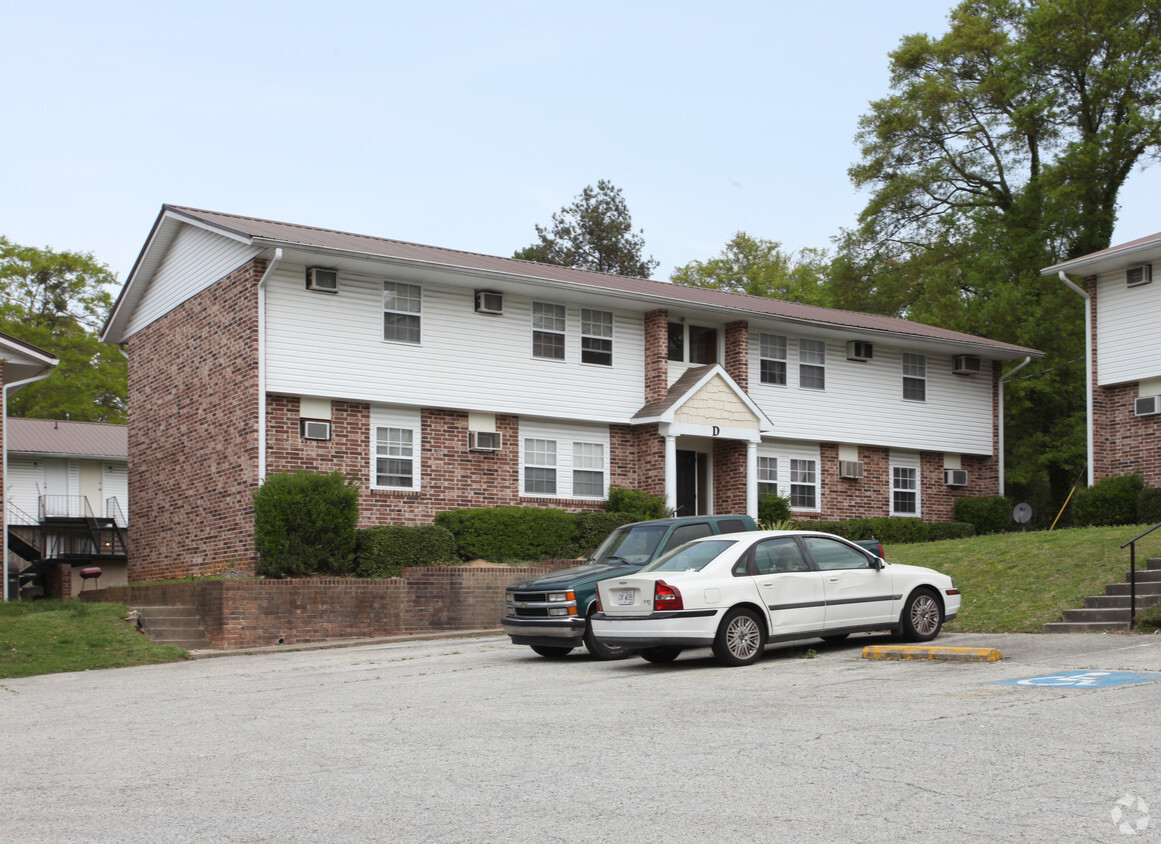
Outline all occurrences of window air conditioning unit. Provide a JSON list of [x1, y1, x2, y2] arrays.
[[468, 430, 502, 451], [1127, 264, 1153, 288], [475, 290, 503, 315], [952, 355, 983, 375], [301, 420, 331, 440], [306, 267, 339, 293], [838, 460, 865, 479], [1135, 396, 1161, 417], [846, 341, 874, 362], [944, 469, 969, 487]]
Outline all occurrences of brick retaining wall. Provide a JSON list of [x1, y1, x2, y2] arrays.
[[81, 561, 580, 650]]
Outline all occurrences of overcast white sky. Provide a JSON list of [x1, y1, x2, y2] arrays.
[[4, 0, 1160, 287]]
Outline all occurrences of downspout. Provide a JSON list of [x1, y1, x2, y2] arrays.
[[256, 249, 283, 484], [1057, 271, 1094, 487], [3, 370, 55, 601], [997, 356, 1031, 495]]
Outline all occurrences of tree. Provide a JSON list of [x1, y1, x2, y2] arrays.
[[670, 232, 831, 305], [841, 0, 1161, 508], [514, 180, 660, 278], [0, 237, 126, 422]]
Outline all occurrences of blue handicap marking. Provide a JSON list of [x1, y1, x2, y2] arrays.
[[993, 670, 1161, 688]]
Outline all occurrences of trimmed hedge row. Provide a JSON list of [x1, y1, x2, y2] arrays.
[[434, 506, 638, 562], [793, 518, 975, 545], [356, 525, 458, 578]]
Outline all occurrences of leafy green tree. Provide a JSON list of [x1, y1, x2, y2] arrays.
[[0, 237, 125, 422], [670, 232, 831, 305], [841, 0, 1161, 506], [514, 180, 660, 278]]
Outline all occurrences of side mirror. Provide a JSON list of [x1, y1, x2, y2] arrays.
[[869, 556, 885, 570]]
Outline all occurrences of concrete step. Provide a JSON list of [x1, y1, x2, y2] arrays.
[[1061, 607, 1133, 623], [1105, 582, 1161, 597], [1043, 620, 1131, 633], [1084, 594, 1161, 609], [134, 606, 209, 650], [1122, 569, 1161, 583]]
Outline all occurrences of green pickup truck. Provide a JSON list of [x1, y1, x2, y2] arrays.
[[502, 514, 759, 659], [502, 516, 886, 660]]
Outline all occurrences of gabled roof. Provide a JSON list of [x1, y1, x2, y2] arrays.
[[1042, 231, 1161, 278], [105, 204, 1041, 359], [0, 332, 57, 387], [7, 418, 127, 460], [632, 364, 775, 434]]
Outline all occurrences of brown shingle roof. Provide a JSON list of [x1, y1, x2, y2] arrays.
[[7, 418, 127, 459]]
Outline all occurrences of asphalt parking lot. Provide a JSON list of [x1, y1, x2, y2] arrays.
[[4, 631, 1161, 843]]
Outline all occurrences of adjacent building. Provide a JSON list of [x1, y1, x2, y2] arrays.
[[103, 205, 1041, 580]]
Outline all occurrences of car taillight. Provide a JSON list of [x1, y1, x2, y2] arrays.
[[595, 588, 604, 613], [654, 580, 684, 611]]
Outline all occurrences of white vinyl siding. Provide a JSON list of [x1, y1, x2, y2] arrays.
[[747, 332, 995, 455], [265, 265, 645, 425], [757, 441, 820, 512], [1094, 268, 1161, 386], [370, 406, 421, 491], [126, 224, 259, 337], [520, 420, 609, 500]]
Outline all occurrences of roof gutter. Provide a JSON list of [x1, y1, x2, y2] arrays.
[[997, 356, 1031, 495], [257, 249, 283, 485], [1057, 271, 1093, 487], [3, 369, 55, 601]]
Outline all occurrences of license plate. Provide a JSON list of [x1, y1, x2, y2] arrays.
[[617, 589, 634, 606]]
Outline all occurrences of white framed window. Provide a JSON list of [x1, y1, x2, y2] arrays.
[[759, 334, 787, 386], [890, 451, 920, 516], [790, 459, 817, 508], [532, 302, 566, 360], [902, 353, 927, 402], [757, 456, 778, 497], [523, 438, 557, 494], [383, 281, 421, 344], [581, 309, 613, 366], [571, 442, 605, 496], [799, 339, 826, 390], [520, 421, 610, 499], [371, 406, 421, 490]]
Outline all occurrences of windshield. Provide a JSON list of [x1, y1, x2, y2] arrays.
[[590, 524, 669, 566], [640, 539, 737, 573]]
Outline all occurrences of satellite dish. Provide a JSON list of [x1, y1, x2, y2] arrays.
[[1013, 502, 1033, 524]]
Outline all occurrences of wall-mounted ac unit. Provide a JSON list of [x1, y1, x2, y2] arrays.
[[468, 430, 502, 451], [838, 460, 865, 479], [475, 290, 503, 315], [1135, 396, 1161, 417], [306, 267, 339, 293], [301, 420, 332, 440], [1127, 264, 1153, 288], [952, 355, 982, 375], [846, 341, 873, 362], [944, 469, 969, 487]]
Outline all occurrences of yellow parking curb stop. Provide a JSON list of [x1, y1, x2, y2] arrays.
[[862, 645, 1004, 662]]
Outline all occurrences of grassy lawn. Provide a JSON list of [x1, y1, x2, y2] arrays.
[[887, 524, 1161, 633], [0, 601, 188, 679]]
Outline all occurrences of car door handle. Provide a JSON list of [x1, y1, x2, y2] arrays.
[[827, 576, 839, 582]]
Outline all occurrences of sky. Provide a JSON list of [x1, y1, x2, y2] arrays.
[[4, 0, 1161, 288]]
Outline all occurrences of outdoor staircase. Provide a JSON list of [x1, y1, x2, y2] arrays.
[[1042, 557, 1161, 632], [135, 606, 211, 650]]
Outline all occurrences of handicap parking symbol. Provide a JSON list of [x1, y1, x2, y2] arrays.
[[993, 670, 1161, 688]]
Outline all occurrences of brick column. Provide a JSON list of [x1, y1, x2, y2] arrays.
[[644, 309, 669, 404], [724, 320, 749, 391]]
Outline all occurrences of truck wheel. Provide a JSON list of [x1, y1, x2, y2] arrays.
[[584, 614, 631, 660], [637, 646, 682, 664], [530, 645, 574, 658]]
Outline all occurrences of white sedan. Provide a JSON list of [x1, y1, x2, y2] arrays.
[[591, 530, 960, 667]]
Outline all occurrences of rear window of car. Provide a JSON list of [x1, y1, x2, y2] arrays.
[[591, 524, 668, 565], [660, 522, 713, 554], [716, 518, 748, 533], [642, 539, 737, 573]]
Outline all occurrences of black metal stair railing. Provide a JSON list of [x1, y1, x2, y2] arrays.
[[1120, 521, 1161, 629]]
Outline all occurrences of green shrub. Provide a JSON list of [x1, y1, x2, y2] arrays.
[[1072, 474, 1146, 526], [758, 493, 793, 527], [1134, 601, 1161, 632], [356, 525, 458, 578], [575, 511, 637, 555], [928, 521, 976, 541], [604, 487, 668, 521], [1138, 488, 1161, 525], [253, 470, 359, 577], [435, 506, 579, 562], [793, 519, 874, 540], [954, 496, 1012, 535], [866, 518, 931, 544]]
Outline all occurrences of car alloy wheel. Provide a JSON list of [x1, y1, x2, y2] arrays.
[[903, 590, 942, 641], [713, 608, 766, 666]]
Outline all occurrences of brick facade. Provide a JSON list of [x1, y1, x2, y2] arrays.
[[126, 260, 264, 580], [712, 439, 748, 514], [724, 320, 749, 391], [643, 309, 669, 404]]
